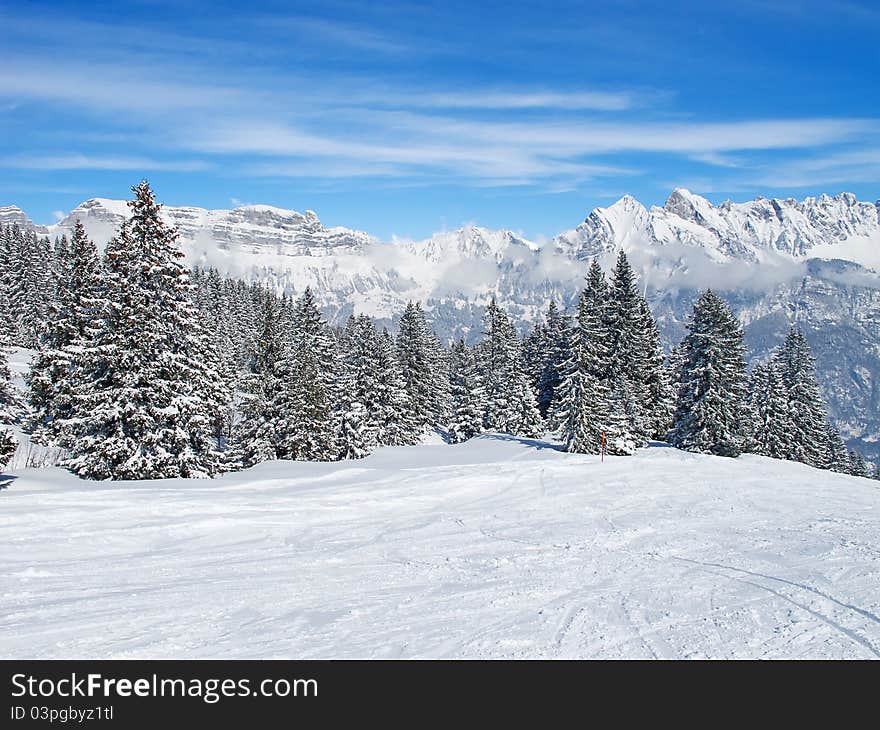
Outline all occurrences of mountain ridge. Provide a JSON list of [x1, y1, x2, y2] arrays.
[[6, 187, 880, 262]]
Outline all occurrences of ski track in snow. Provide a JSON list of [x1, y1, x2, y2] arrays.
[[1, 435, 879, 659]]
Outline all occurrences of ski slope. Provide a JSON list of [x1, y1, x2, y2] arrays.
[[2, 436, 879, 659]]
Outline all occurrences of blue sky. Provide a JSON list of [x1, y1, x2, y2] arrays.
[[1, 0, 878, 240]]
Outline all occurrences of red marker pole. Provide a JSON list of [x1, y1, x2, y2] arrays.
[[601, 431, 606, 462]]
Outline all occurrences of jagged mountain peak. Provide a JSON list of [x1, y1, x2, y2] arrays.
[[553, 189, 880, 266], [663, 187, 716, 222], [407, 224, 538, 264]]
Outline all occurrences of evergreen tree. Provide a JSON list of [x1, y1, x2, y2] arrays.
[[335, 315, 383, 457], [603, 373, 640, 455], [0, 330, 20, 426], [524, 301, 571, 422], [272, 288, 338, 460], [557, 269, 609, 454], [669, 290, 748, 457], [0, 428, 15, 471], [638, 298, 675, 440], [337, 401, 371, 460], [848, 449, 870, 478], [773, 328, 829, 468], [605, 252, 647, 440], [395, 302, 448, 435], [477, 298, 543, 437], [374, 328, 417, 447], [748, 361, 796, 459], [60, 181, 226, 479], [448, 338, 484, 444], [27, 220, 101, 444], [236, 291, 286, 466], [823, 424, 850, 473], [604, 251, 669, 446], [0, 226, 53, 348], [871, 463, 880, 481], [0, 330, 17, 471]]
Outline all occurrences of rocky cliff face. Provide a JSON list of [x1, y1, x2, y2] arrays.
[[0, 205, 49, 234]]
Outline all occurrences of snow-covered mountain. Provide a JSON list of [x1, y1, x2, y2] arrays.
[[6, 189, 880, 458], [54, 197, 374, 256], [0, 205, 49, 235], [555, 190, 880, 268]]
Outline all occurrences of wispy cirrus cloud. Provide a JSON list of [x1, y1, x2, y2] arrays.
[[395, 90, 639, 111], [184, 114, 875, 186], [0, 154, 211, 172], [2, 45, 876, 191], [746, 148, 880, 188], [674, 148, 880, 193], [253, 15, 412, 55], [0, 59, 251, 114], [1, 3, 878, 205]]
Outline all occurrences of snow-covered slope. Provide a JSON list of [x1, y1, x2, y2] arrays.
[[7, 190, 880, 457], [1, 436, 878, 659]]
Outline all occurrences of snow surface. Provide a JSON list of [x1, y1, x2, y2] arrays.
[[2, 436, 879, 659]]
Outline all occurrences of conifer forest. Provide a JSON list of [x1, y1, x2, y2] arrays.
[[1, 182, 875, 482]]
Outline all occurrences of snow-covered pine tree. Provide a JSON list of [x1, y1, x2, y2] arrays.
[[848, 449, 870, 478], [52, 233, 70, 282], [669, 289, 748, 457], [272, 287, 339, 461], [823, 424, 850, 473], [337, 400, 371, 460], [556, 265, 609, 454], [374, 328, 417, 447], [1, 225, 28, 346], [448, 338, 484, 444], [426, 330, 452, 427], [2, 226, 53, 348], [522, 320, 547, 394], [335, 315, 382, 457], [772, 328, 829, 468], [395, 302, 447, 437], [27, 220, 101, 445], [0, 327, 18, 470], [477, 298, 543, 437], [524, 301, 571, 423], [0, 324, 20, 427], [872, 462, 880, 481], [747, 361, 796, 459], [191, 267, 239, 440], [61, 182, 225, 479], [638, 298, 675, 440], [604, 251, 652, 445], [603, 373, 641, 455], [0, 428, 15, 471], [236, 290, 286, 466]]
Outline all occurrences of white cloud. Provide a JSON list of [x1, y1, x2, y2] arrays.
[[187, 114, 872, 187], [0, 59, 249, 114], [0, 154, 210, 172], [256, 15, 412, 55], [0, 40, 877, 192], [400, 90, 636, 111]]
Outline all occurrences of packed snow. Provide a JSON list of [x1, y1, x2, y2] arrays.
[[2, 436, 878, 659]]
